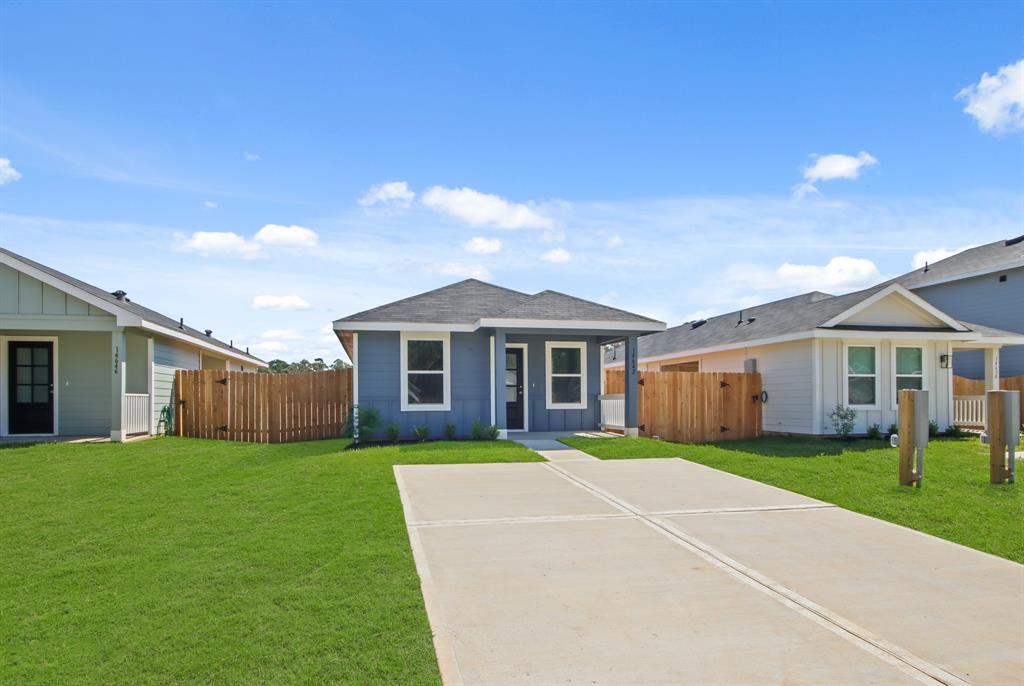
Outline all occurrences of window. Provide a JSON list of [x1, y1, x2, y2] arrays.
[[400, 332, 450, 411], [545, 341, 587, 409], [894, 346, 924, 405], [846, 345, 878, 408]]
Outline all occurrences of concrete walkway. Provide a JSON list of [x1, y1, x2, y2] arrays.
[[510, 430, 610, 462], [395, 458, 1024, 686]]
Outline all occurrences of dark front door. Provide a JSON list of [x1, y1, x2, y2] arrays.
[[9, 341, 54, 434], [505, 348, 524, 431]]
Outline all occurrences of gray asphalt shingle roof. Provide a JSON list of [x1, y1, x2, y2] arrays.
[[335, 279, 663, 327], [2, 247, 265, 364], [891, 235, 1024, 289]]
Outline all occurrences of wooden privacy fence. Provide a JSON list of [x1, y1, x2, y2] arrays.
[[175, 369, 352, 443], [605, 370, 763, 443]]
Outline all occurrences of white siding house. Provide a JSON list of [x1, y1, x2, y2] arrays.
[[608, 283, 1024, 436]]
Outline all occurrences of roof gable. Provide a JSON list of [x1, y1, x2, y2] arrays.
[[892, 235, 1024, 289], [337, 279, 531, 324], [820, 284, 967, 331]]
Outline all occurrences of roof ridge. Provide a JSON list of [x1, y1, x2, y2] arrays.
[[495, 288, 662, 323]]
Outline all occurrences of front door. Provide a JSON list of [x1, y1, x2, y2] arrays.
[[9, 341, 54, 434], [505, 348, 524, 431]]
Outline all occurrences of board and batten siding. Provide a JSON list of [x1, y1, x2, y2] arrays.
[[152, 337, 202, 434], [506, 333, 602, 433], [0, 264, 112, 318], [913, 266, 1024, 379]]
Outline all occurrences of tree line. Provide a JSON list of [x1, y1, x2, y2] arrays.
[[264, 358, 351, 374]]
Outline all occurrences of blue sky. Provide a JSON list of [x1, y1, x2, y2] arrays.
[[1, 1, 1022, 361]]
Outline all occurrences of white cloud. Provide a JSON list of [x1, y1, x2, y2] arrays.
[[956, 59, 1024, 135], [253, 224, 319, 249], [606, 234, 623, 248], [462, 236, 502, 254], [203, 200, 218, 209], [250, 294, 312, 310], [174, 231, 261, 258], [758, 256, 881, 291], [435, 262, 493, 280], [793, 151, 878, 199], [911, 245, 975, 270], [244, 151, 260, 161], [359, 180, 415, 207], [421, 186, 554, 229], [252, 340, 289, 354], [541, 248, 571, 263], [0, 158, 22, 185], [261, 328, 303, 340]]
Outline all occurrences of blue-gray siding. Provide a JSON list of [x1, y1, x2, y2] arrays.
[[356, 330, 602, 437], [913, 266, 1024, 378]]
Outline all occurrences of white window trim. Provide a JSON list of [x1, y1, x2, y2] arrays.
[[891, 344, 928, 408], [505, 343, 529, 431], [843, 342, 880, 410], [400, 331, 451, 412], [0, 335, 60, 437], [545, 341, 587, 410]]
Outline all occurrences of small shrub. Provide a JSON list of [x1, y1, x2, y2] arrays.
[[886, 423, 898, 438], [944, 424, 966, 438], [470, 420, 500, 440], [483, 424, 500, 440], [928, 420, 940, 438], [412, 424, 430, 442], [385, 422, 400, 442], [828, 404, 857, 440], [348, 405, 380, 439], [866, 423, 883, 440], [444, 421, 457, 440]]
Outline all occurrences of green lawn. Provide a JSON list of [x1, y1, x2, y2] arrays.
[[0, 437, 539, 685], [562, 436, 1023, 564]]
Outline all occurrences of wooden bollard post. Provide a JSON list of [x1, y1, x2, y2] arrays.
[[898, 389, 917, 486]]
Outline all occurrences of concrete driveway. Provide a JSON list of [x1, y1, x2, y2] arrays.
[[395, 458, 1024, 686]]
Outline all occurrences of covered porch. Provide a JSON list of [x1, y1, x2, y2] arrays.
[[1, 327, 155, 443], [952, 345, 1023, 430]]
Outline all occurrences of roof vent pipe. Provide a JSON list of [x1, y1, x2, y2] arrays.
[[179, 318, 184, 329], [923, 261, 929, 273]]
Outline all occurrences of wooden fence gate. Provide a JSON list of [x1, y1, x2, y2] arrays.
[[605, 370, 763, 443], [175, 369, 352, 443]]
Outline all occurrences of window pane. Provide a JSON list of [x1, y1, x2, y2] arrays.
[[33, 386, 49, 403], [407, 340, 443, 371], [551, 347, 581, 374], [407, 373, 444, 405], [16, 386, 31, 403], [896, 348, 922, 375], [16, 347, 31, 365], [505, 370, 517, 386], [33, 367, 48, 383], [33, 347, 49, 365], [505, 353, 517, 370], [551, 376, 582, 404], [895, 377, 924, 400], [505, 386, 517, 402], [848, 377, 875, 405], [16, 367, 31, 384], [847, 347, 875, 374]]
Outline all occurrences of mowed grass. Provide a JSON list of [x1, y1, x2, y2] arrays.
[[0, 437, 540, 685], [562, 435, 1024, 563]]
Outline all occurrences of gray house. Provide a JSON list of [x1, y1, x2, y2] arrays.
[[332, 279, 664, 438], [890, 235, 1024, 380], [1, 248, 265, 441]]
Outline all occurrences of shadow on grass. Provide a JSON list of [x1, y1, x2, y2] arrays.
[[713, 436, 891, 458]]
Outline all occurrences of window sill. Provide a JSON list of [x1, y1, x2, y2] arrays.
[[546, 402, 588, 411], [400, 403, 451, 412]]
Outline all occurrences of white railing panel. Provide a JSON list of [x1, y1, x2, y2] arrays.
[[953, 395, 985, 427], [124, 393, 151, 435], [600, 394, 625, 430]]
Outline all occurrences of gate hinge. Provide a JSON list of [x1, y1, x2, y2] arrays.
[[720, 425, 730, 433], [216, 378, 228, 385]]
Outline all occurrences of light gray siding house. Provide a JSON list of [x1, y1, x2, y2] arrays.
[[333, 280, 665, 438], [0, 248, 266, 441], [890, 236, 1024, 380], [605, 283, 1024, 435]]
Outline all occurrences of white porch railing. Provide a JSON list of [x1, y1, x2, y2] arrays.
[[954, 395, 985, 428], [124, 393, 151, 435], [600, 394, 625, 430]]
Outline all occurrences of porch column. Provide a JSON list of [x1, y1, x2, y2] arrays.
[[493, 330, 507, 438], [111, 328, 126, 442], [984, 348, 1000, 431], [147, 336, 156, 435], [624, 335, 639, 437]]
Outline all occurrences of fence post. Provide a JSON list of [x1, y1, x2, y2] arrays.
[[898, 389, 928, 487]]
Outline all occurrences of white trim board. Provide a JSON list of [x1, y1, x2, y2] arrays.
[[821, 284, 968, 331], [545, 340, 588, 410], [335, 318, 665, 334], [399, 331, 452, 412], [0, 335, 60, 438]]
